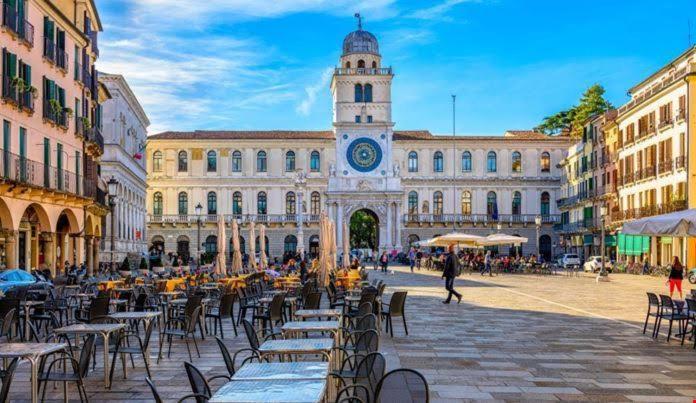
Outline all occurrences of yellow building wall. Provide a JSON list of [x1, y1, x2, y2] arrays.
[[687, 73, 696, 268]]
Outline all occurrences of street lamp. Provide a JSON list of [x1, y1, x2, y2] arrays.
[[599, 205, 608, 279], [535, 215, 542, 258], [107, 176, 118, 274], [195, 203, 203, 265]]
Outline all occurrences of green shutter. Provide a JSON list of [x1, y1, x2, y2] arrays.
[[17, 0, 24, 20], [56, 143, 62, 171], [4, 0, 17, 10], [8, 52, 16, 77], [2, 120, 10, 151], [57, 86, 65, 106], [18, 127, 25, 157]]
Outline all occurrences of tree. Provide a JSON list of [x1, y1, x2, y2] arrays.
[[349, 210, 378, 250], [139, 257, 148, 271], [535, 84, 613, 138]]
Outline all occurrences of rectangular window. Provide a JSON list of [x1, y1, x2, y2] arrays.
[[75, 150, 81, 194], [354, 115, 361, 123], [43, 137, 50, 187], [56, 143, 63, 189], [74, 45, 79, 80], [2, 120, 10, 175], [367, 115, 372, 123]]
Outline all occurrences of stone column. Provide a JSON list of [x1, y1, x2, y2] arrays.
[[44, 232, 56, 276], [650, 236, 657, 266], [85, 235, 93, 276], [386, 201, 393, 248], [395, 201, 403, 249], [30, 229, 39, 269], [336, 203, 344, 256], [4, 230, 18, 269], [93, 237, 100, 274]]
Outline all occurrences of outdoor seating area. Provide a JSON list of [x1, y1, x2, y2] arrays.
[[0, 265, 424, 402]]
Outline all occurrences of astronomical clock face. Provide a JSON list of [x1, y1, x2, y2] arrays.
[[346, 137, 382, 172]]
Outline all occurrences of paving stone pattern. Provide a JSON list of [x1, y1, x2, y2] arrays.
[[5, 267, 696, 402]]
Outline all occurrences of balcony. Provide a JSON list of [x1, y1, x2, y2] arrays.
[[609, 200, 687, 222], [658, 119, 674, 130], [658, 159, 674, 174], [147, 214, 322, 225], [42, 99, 68, 128], [402, 213, 560, 225], [18, 19, 32, 46], [1, 4, 17, 35], [676, 155, 686, 170], [619, 65, 695, 116], [1, 76, 19, 104], [18, 88, 33, 112], [43, 38, 68, 70], [677, 108, 686, 121], [81, 67, 92, 89], [334, 67, 392, 75], [0, 150, 84, 196], [85, 127, 104, 155]]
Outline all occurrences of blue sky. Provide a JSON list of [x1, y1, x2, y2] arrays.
[[96, 0, 696, 135]]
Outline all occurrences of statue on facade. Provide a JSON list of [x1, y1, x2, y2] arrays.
[[393, 163, 400, 177], [329, 163, 337, 177]]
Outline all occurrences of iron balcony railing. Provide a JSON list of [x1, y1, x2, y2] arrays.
[[334, 67, 392, 75], [42, 37, 67, 69], [1, 76, 19, 104], [402, 213, 560, 224], [42, 99, 68, 127], [147, 214, 323, 225], [85, 126, 104, 151], [611, 200, 687, 222], [18, 87, 33, 112], [0, 149, 84, 196], [81, 67, 92, 88]]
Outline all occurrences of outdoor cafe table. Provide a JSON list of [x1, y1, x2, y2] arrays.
[[210, 379, 326, 403], [54, 323, 127, 389], [294, 309, 342, 320], [282, 320, 342, 344], [108, 311, 161, 377], [257, 338, 334, 367], [20, 300, 44, 340], [0, 342, 66, 403]]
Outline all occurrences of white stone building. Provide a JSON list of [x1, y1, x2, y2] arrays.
[[145, 24, 572, 262], [99, 73, 149, 263]]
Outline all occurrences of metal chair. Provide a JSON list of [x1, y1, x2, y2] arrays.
[[38, 334, 96, 403], [159, 305, 202, 362], [252, 293, 285, 335], [374, 368, 429, 403], [656, 294, 689, 341], [146, 377, 164, 403], [643, 292, 660, 336], [206, 293, 236, 338], [0, 358, 19, 403], [335, 384, 369, 403], [109, 319, 155, 383], [183, 361, 212, 403], [381, 291, 408, 337]]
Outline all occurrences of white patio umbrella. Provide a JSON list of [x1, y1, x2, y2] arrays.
[[259, 224, 268, 269], [342, 220, 350, 268], [231, 219, 242, 274], [248, 221, 257, 271], [216, 215, 226, 275], [431, 232, 485, 247], [414, 238, 439, 247], [318, 212, 330, 287], [477, 233, 528, 246]]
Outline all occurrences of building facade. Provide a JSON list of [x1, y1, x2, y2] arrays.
[[145, 24, 573, 263], [0, 0, 108, 274], [99, 73, 149, 264]]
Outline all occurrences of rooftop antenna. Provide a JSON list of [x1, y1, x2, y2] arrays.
[[355, 12, 362, 30]]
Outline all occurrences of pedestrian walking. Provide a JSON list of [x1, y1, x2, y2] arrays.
[[408, 247, 416, 272], [416, 249, 423, 270], [481, 250, 492, 276], [380, 251, 389, 273], [668, 256, 684, 299], [442, 245, 462, 304]]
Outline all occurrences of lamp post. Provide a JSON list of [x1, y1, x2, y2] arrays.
[[599, 205, 608, 279], [107, 177, 118, 274], [195, 203, 203, 265], [294, 170, 307, 261], [535, 215, 542, 258]]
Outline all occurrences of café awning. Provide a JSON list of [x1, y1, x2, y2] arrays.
[[621, 208, 696, 237]]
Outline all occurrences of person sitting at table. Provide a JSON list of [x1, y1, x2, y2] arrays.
[[350, 258, 360, 271], [287, 259, 297, 273]]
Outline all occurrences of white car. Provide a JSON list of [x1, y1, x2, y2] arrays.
[[583, 256, 612, 273], [557, 254, 581, 269]]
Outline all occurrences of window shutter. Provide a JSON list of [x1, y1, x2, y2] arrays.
[[8, 52, 16, 77], [2, 48, 7, 77], [24, 63, 30, 85]]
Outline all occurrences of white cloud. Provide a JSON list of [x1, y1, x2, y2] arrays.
[[296, 67, 333, 116], [407, 0, 477, 22]]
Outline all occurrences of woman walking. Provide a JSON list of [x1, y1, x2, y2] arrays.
[[380, 251, 389, 273], [668, 256, 684, 299]]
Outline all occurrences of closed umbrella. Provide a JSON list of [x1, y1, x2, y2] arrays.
[[329, 220, 337, 272], [231, 219, 242, 274], [318, 212, 329, 287], [342, 220, 350, 268], [259, 224, 268, 269], [216, 215, 226, 275], [249, 222, 257, 271]]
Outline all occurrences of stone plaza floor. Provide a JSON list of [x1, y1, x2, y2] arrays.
[[6, 266, 696, 402]]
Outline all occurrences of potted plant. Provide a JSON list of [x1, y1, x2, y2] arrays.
[[80, 116, 91, 130], [63, 107, 73, 118], [49, 99, 62, 117], [138, 257, 149, 276], [119, 256, 130, 277]]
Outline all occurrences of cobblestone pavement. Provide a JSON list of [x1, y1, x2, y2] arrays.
[[6, 268, 696, 402]]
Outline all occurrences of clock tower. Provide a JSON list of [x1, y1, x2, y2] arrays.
[[327, 14, 403, 254]]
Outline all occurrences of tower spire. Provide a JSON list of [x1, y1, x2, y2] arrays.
[[354, 12, 362, 30]]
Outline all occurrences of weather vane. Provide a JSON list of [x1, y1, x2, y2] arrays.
[[354, 12, 362, 30]]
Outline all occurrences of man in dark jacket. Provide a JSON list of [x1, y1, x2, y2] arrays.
[[443, 245, 462, 304]]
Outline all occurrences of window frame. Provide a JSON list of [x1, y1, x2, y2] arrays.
[[177, 150, 188, 172], [206, 150, 217, 173], [487, 151, 497, 173], [256, 150, 267, 172], [231, 150, 242, 172], [408, 151, 418, 172], [433, 151, 444, 173]]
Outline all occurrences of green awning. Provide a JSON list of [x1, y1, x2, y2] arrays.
[[618, 233, 650, 256], [604, 235, 616, 246], [583, 234, 594, 245]]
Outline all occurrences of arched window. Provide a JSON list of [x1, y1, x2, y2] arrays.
[[310, 151, 320, 172], [511, 151, 522, 173], [364, 84, 373, 102], [286, 192, 296, 215], [422, 200, 429, 214], [204, 235, 218, 254], [285, 151, 296, 172], [408, 191, 418, 215], [310, 192, 321, 215], [540, 152, 551, 172], [284, 235, 298, 254], [231, 150, 242, 172], [345, 61, 351, 69], [408, 151, 418, 172], [371, 61, 377, 69], [152, 151, 162, 172], [178, 151, 188, 172], [461, 191, 471, 215], [257, 192, 267, 215], [461, 151, 472, 172], [232, 191, 243, 215], [487, 191, 497, 217], [540, 191, 550, 216], [153, 192, 163, 215], [433, 151, 444, 172], [207, 191, 217, 214], [207, 150, 217, 172], [178, 192, 188, 215], [256, 151, 267, 172], [433, 191, 444, 215], [357, 59, 365, 68], [487, 151, 497, 172], [354, 84, 363, 102], [512, 191, 522, 216]]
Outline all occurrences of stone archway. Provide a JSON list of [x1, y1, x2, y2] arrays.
[[349, 208, 379, 252]]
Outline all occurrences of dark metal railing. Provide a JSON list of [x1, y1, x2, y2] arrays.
[[42, 98, 68, 127], [85, 126, 104, 151], [0, 149, 84, 196], [55, 47, 68, 70], [1, 3, 17, 34], [1, 76, 19, 104], [334, 67, 392, 75]]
